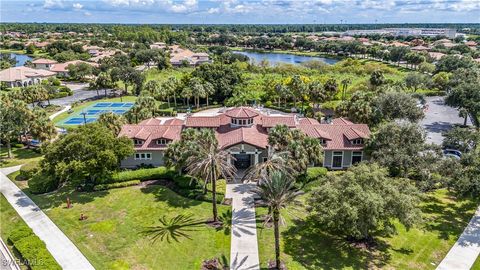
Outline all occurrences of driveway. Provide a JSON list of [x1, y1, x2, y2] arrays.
[[420, 96, 471, 145], [49, 82, 110, 107]]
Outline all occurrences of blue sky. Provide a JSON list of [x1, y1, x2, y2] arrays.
[[2, 0, 479, 24]]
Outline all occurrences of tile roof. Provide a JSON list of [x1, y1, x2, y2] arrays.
[[49, 60, 98, 73], [225, 107, 259, 118], [262, 116, 296, 128], [0, 66, 56, 82], [119, 107, 370, 151], [32, 58, 57, 64]]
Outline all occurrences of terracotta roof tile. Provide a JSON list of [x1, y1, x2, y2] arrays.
[[225, 107, 259, 118], [261, 116, 296, 128]]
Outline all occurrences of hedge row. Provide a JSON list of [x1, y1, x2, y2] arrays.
[[93, 180, 141, 191], [19, 161, 41, 180], [110, 167, 173, 183], [8, 226, 61, 270], [28, 172, 58, 194]]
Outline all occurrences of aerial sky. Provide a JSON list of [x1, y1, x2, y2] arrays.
[[2, 0, 479, 24]]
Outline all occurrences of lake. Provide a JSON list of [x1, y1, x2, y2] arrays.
[[233, 50, 339, 65], [9, 53, 33, 67]]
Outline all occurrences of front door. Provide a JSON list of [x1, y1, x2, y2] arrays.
[[234, 154, 251, 169], [332, 152, 343, 169]]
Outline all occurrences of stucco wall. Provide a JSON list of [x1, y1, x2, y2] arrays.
[[120, 150, 165, 168]]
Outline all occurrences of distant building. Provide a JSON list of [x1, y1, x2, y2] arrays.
[[345, 28, 457, 38], [0, 66, 56, 88], [32, 58, 58, 70], [149, 43, 211, 66], [49, 60, 98, 77]]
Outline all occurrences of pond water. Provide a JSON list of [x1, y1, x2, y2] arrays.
[[233, 50, 339, 66], [9, 53, 33, 67]]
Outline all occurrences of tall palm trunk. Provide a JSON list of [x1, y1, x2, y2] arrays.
[[6, 140, 12, 159], [273, 209, 281, 269], [206, 94, 209, 106], [96, 89, 99, 97], [104, 89, 108, 97], [173, 92, 177, 108], [211, 163, 218, 222]]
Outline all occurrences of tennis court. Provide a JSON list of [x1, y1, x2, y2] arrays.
[[62, 102, 134, 125]]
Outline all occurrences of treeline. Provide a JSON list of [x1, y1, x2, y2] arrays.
[[2, 23, 479, 35]]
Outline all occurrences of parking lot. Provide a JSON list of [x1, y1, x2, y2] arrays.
[[421, 96, 471, 145]]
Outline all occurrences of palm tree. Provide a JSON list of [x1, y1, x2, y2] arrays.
[[162, 76, 179, 108], [242, 150, 292, 183], [185, 143, 236, 223], [253, 171, 301, 270], [144, 80, 161, 99], [341, 78, 352, 101], [268, 125, 292, 151]]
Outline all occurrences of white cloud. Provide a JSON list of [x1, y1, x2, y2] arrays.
[[73, 3, 83, 10], [84, 11, 92, 16], [43, 0, 65, 9], [207, 7, 220, 14], [102, 0, 198, 12], [170, 0, 198, 13]]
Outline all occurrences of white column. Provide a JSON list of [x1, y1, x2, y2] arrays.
[[227, 153, 232, 165], [254, 153, 259, 165]]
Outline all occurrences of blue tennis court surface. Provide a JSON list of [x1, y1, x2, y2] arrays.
[[61, 102, 134, 125]]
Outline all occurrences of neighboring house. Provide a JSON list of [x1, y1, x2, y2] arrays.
[[49, 60, 98, 77], [118, 107, 370, 170], [32, 58, 58, 70], [0, 66, 56, 87], [149, 43, 212, 66]]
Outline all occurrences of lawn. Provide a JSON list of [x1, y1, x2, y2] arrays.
[[0, 195, 29, 270], [0, 146, 42, 168], [473, 255, 480, 270], [52, 96, 137, 127], [256, 189, 479, 269], [8, 176, 231, 270]]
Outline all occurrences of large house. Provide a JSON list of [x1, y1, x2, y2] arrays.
[[31, 59, 99, 77], [0, 66, 56, 87], [118, 107, 370, 170], [149, 43, 211, 66]]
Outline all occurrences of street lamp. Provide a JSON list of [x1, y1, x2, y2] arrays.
[[80, 111, 87, 125]]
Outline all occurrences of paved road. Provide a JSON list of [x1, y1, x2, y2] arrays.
[[50, 82, 109, 106], [437, 206, 480, 270], [0, 166, 95, 270], [421, 96, 471, 145], [225, 183, 260, 270], [0, 238, 20, 270]]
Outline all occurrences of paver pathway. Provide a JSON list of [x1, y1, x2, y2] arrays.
[[437, 205, 480, 270], [0, 166, 95, 270], [225, 183, 260, 270]]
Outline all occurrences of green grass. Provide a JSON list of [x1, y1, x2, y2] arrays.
[[8, 177, 231, 270], [0, 195, 30, 269], [0, 147, 42, 168], [52, 96, 137, 127], [472, 255, 480, 270], [256, 189, 478, 269]]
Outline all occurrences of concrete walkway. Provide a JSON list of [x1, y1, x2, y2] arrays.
[[225, 183, 260, 270], [437, 206, 480, 270], [0, 166, 95, 270], [49, 105, 71, 120]]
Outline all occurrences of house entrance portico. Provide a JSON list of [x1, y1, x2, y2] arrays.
[[227, 144, 265, 170]]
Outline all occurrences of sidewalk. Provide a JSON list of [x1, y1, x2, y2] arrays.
[[225, 183, 260, 270], [437, 206, 480, 270], [0, 166, 95, 270]]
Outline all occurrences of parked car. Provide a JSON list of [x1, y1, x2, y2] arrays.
[[443, 149, 462, 159]]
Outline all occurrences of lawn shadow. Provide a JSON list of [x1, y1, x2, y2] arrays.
[[140, 185, 202, 208], [25, 185, 109, 209], [142, 214, 204, 243], [421, 191, 479, 241], [282, 218, 391, 270]]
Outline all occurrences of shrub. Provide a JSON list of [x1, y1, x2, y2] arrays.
[[111, 167, 172, 183], [8, 226, 61, 270], [93, 180, 141, 191], [8, 226, 34, 244], [19, 161, 40, 180], [28, 172, 58, 194], [307, 167, 328, 180]]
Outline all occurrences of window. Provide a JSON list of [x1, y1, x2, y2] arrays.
[[352, 139, 363, 145], [352, 151, 362, 165], [332, 151, 343, 168], [134, 153, 152, 160], [262, 157, 268, 162], [133, 139, 143, 145], [320, 139, 327, 145], [156, 139, 168, 145]]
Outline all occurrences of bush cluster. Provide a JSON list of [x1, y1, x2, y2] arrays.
[[19, 161, 40, 180], [28, 172, 58, 194], [93, 180, 141, 191], [111, 167, 172, 183], [8, 226, 61, 270]]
